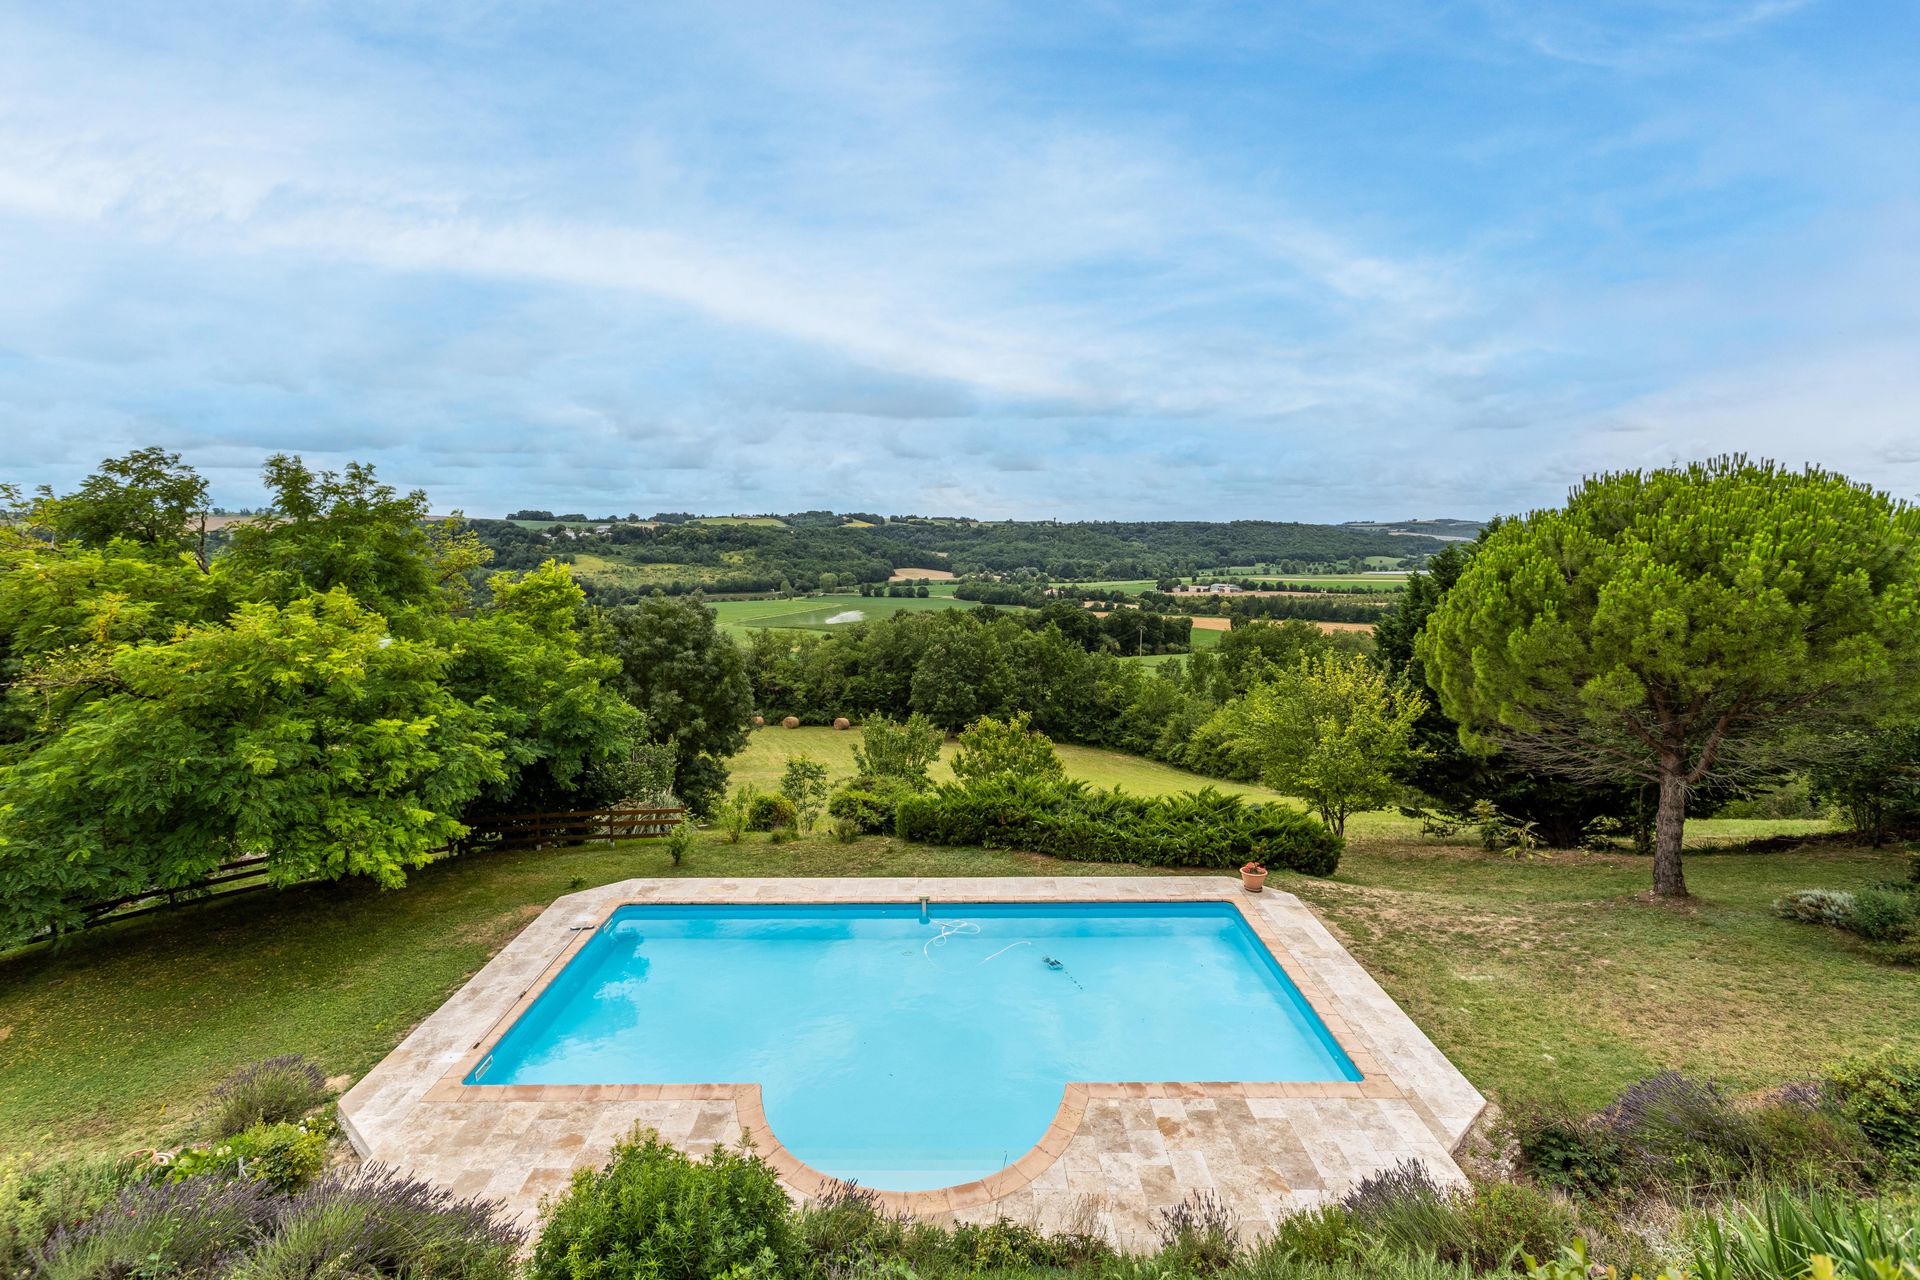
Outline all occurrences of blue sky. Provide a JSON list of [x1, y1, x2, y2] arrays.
[[1, 1, 1915, 520]]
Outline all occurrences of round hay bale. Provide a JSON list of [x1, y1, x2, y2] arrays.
[[751, 714, 765, 727], [781, 715, 801, 729], [832, 717, 851, 731]]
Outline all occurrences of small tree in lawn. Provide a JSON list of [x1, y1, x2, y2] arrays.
[[1417, 457, 1920, 898], [950, 711, 1065, 785], [851, 713, 944, 789], [779, 754, 830, 832], [1213, 653, 1426, 837]]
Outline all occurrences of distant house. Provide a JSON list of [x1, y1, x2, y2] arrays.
[[1207, 583, 1241, 594]]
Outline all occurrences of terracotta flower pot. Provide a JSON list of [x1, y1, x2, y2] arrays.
[[1241, 868, 1268, 893]]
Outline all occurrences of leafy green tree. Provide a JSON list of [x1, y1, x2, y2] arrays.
[[34, 447, 210, 560], [1213, 652, 1426, 837], [0, 542, 229, 738], [908, 624, 1008, 730], [0, 589, 506, 942], [1418, 458, 1920, 896], [1808, 721, 1920, 844], [950, 711, 1065, 786], [436, 562, 640, 812], [1375, 537, 1639, 847], [850, 713, 943, 789], [605, 594, 752, 816], [223, 455, 480, 614], [778, 754, 829, 832], [1209, 619, 1334, 700]]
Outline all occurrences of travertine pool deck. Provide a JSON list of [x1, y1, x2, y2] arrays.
[[340, 876, 1483, 1246]]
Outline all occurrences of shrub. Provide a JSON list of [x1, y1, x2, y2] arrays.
[[0, 1152, 144, 1279], [746, 793, 798, 832], [950, 712, 1066, 786], [1774, 889, 1858, 928], [1717, 775, 1822, 820], [1266, 1203, 1359, 1265], [826, 779, 917, 835], [1342, 1158, 1447, 1219], [850, 714, 943, 789], [1450, 1181, 1576, 1273], [1826, 1047, 1920, 1180], [795, 1182, 906, 1277], [947, 1217, 1065, 1271], [1339, 1160, 1469, 1262], [1155, 1191, 1238, 1275], [662, 821, 696, 867], [228, 1166, 521, 1280], [1598, 1072, 1756, 1190], [529, 1128, 795, 1280], [1848, 886, 1919, 943], [166, 1119, 331, 1194], [1504, 1097, 1624, 1195], [37, 1175, 277, 1280], [894, 776, 1343, 874], [204, 1056, 328, 1140], [778, 755, 829, 833], [718, 785, 754, 844], [1742, 1098, 1876, 1186]]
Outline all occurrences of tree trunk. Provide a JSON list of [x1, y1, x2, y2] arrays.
[[1652, 760, 1689, 897]]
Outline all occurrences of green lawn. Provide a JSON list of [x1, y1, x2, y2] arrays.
[[0, 736, 1898, 1157]]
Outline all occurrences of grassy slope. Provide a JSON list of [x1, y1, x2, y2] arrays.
[[730, 726, 1285, 802], [0, 736, 1899, 1156]]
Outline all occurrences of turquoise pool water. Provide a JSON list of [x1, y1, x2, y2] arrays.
[[471, 902, 1360, 1190]]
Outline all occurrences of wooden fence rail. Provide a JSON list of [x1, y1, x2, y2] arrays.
[[45, 804, 686, 939], [454, 805, 686, 853]]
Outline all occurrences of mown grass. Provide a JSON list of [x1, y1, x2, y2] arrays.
[[0, 737, 1896, 1158], [1292, 839, 1917, 1108], [730, 727, 1285, 803]]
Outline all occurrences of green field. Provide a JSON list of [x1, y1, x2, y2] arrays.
[[690, 515, 787, 527], [0, 729, 1887, 1156], [709, 592, 984, 639], [1073, 579, 1159, 594]]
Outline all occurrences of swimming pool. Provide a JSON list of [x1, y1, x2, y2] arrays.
[[469, 901, 1362, 1191]]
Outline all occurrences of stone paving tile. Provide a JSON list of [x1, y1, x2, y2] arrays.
[[339, 876, 1484, 1242]]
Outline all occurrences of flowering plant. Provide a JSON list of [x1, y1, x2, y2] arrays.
[[1241, 861, 1266, 875]]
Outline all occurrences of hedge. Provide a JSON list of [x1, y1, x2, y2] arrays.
[[893, 776, 1342, 875]]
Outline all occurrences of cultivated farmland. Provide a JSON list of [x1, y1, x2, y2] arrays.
[[708, 591, 985, 640]]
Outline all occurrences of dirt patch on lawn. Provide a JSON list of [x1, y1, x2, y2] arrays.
[[455, 902, 547, 950]]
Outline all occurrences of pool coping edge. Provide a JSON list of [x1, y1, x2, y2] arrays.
[[338, 876, 1486, 1229], [413, 888, 1400, 1214]]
